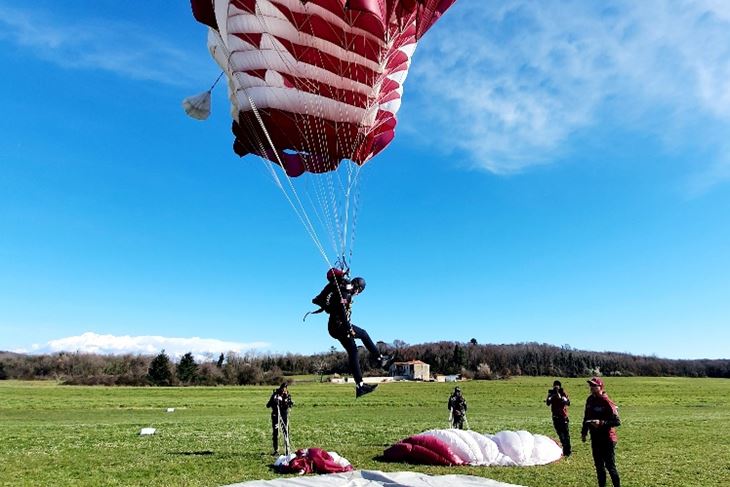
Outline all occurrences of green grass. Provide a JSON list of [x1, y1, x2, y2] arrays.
[[1, 377, 729, 486]]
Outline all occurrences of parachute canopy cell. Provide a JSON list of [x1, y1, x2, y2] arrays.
[[190, 0, 456, 177]]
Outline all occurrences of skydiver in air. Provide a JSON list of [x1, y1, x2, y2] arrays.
[[310, 268, 390, 398]]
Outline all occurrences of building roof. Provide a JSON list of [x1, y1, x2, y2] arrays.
[[393, 360, 428, 365]]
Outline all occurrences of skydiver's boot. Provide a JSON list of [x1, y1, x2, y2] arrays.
[[356, 383, 378, 398]]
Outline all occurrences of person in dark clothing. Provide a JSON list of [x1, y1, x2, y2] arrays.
[[266, 383, 294, 455], [448, 387, 468, 429], [581, 377, 621, 487], [546, 379, 571, 456], [311, 268, 390, 398]]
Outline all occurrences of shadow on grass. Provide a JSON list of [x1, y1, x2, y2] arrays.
[[169, 450, 215, 456]]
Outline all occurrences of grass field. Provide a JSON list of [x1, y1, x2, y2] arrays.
[[1, 377, 729, 486]]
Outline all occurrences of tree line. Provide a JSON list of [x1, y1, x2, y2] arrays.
[[0, 340, 727, 386]]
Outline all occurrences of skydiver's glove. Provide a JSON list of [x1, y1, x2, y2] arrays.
[[581, 434, 587, 443], [348, 327, 356, 337]]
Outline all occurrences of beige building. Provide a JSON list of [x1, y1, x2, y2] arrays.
[[389, 360, 430, 380]]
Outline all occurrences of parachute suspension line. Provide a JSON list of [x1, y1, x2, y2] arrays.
[[225, 6, 336, 268], [333, 11, 374, 264], [243, 2, 378, 270], [253, 3, 345, 262], [294, 3, 371, 265], [296, 77, 342, 260], [242, 89, 333, 268], [346, 165, 365, 268]]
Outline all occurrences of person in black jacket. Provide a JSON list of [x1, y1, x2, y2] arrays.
[[311, 268, 390, 398], [546, 379, 571, 456], [266, 383, 293, 455], [448, 387, 468, 429]]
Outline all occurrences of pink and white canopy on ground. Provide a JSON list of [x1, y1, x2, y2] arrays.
[[191, 0, 456, 176], [384, 429, 563, 467], [273, 448, 353, 475]]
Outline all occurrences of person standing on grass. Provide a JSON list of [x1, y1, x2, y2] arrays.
[[581, 377, 621, 487], [448, 386, 468, 429], [546, 379, 571, 456], [266, 382, 293, 455]]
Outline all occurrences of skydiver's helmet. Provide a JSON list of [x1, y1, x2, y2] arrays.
[[351, 277, 366, 294], [454, 387, 461, 395], [326, 268, 347, 282]]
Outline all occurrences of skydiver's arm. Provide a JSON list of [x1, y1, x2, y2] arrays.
[[312, 284, 332, 308], [581, 400, 590, 437]]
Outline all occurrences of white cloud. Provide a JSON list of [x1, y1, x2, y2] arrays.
[[406, 0, 730, 183], [0, 4, 208, 86], [29, 332, 269, 361]]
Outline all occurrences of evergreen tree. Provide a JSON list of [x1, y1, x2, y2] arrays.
[[0, 361, 6, 380], [216, 353, 225, 368], [147, 350, 173, 386], [176, 352, 198, 384], [451, 344, 466, 373]]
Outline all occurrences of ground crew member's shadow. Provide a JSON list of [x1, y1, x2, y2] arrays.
[[168, 450, 214, 456]]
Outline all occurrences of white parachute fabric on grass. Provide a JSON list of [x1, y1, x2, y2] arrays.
[[491, 431, 533, 466], [464, 430, 508, 466], [391, 430, 561, 466], [222, 469, 526, 487], [421, 429, 482, 465], [488, 430, 563, 467]]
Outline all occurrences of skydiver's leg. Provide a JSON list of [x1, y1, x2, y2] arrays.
[[337, 335, 363, 384], [350, 325, 380, 357]]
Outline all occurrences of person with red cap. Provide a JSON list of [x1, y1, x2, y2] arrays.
[[311, 268, 390, 398], [581, 377, 621, 487]]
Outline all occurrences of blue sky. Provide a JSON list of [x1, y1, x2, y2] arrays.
[[1, 1, 729, 361]]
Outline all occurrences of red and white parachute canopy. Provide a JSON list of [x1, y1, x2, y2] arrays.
[[189, 0, 455, 267], [191, 0, 455, 176]]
